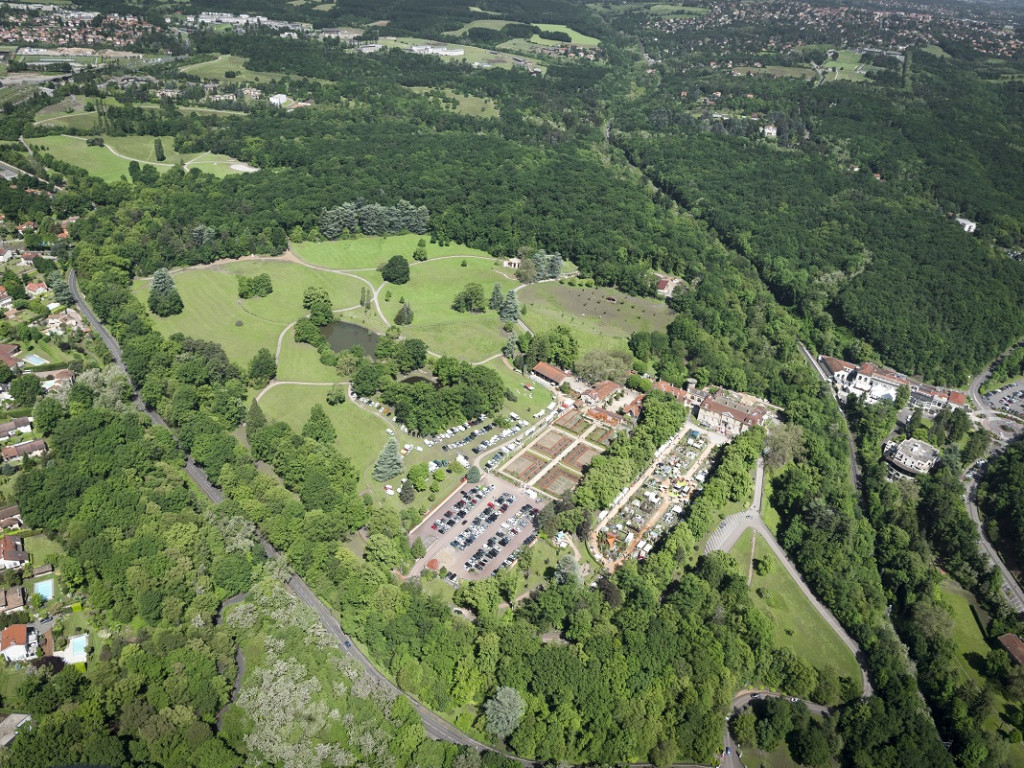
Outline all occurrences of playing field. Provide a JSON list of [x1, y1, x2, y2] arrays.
[[730, 529, 862, 697], [132, 260, 364, 365], [27, 134, 246, 182], [518, 282, 675, 357]]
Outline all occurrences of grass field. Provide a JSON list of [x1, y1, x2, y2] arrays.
[[179, 53, 286, 83], [518, 281, 675, 357], [822, 49, 882, 82], [27, 134, 245, 182], [24, 534, 65, 566], [922, 44, 951, 58], [940, 579, 1024, 761], [448, 18, 509, 34], [291, 234, 493, 272], [407, 86, 499, 119], [730, 529, 862, 696], [33, 111, 99, 130], [529, 24, 601, 47], [132, 260, 365, 365], [394, 258, 517, 360]]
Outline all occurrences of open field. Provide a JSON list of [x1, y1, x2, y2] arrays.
[[519, 281, 675, 357], [27, 134, 246, 182], [822, 49, 882, 82], [33, 110, 99, 131], [132, 260, 364, 365], [291, 234, 493, 272], [24, 534, 65, 566], [529, 24, 601, 47], [730, 529, 862, 696], [179, 53, 287, 83], [732, 65, 816, 80], [386, 257, 517, 361], [448, 18, 510, 34], [407, 86, 499, 119]]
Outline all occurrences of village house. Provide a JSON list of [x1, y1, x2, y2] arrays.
[[2, 439, 47, 463], [0, 586, 25, 615], [0, 343, 19, 370], [532, 361, 570, 388], [0, 535, 29, 570], [698, 392, 769, 436], [0, 713, 31, 748], [885, 438, 940, 477], [25, 282, 47, 298], [0, 287, 11, 309], [587, 407, 623, 427], [503, 257, 521, 270], [269, 93, 288, 107], [623, 393, 644, 419], [0, 417, 32, 441], [0, 624, 35, 661], [32, 369, 74, 392], [582, 380, 622, 406], [0, 504, 22, 531]]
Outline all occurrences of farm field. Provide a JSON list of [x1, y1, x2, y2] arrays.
[[518, 281, 675, 357], [132, 260, 364, 366], [730, 529, 863, 697], [27, 134, 246, 182]]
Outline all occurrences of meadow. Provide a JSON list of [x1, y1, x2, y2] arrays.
[[730, 529, 863, 696], [407, 86, 500, 119], [27, 134, 245, 182], [518, 281, 675, 357], [291, 233, 492, 272], [179, 53, 288, 83], [529, 24, 601, 47]]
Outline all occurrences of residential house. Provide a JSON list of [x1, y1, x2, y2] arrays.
[[269, 93, 288, 107], [32, 369, 74, 392], [698, 393, 769, 436], [0, 535, 28, 569], [0, 287, 11, 309], [2, 439, 47, 463], [532, 362, 570, 388], [762, 124, 778, 138], [503, 257, 521, 270], [623, 393, 644, 419], [0, 713, 31, 748], [0, 586, 25, 614], [999, 634, 1024, 665], [0, 416, 32, 440], [886, 438, 940, 476], [956, 217, 977, 234], [582, 380, 621, 406], [0, 504, 22, 530], [0, 624, 35, 661]]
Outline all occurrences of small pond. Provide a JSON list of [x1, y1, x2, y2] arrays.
[[320, 321, 381, 355]]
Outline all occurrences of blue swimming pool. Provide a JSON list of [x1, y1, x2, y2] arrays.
[[69, 635, 86, 656], [33, 579, 54, 601], [21, 354, 47, 366]]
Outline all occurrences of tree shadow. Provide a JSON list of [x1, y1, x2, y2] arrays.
[[964, 651, 988, 676]]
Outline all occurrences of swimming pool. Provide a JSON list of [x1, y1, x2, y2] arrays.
[[69, 635, 87, 657], [21, 354, 47, 366], [33, 579, 54, 601]]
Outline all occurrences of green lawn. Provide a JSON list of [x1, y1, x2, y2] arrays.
[[518, 281, 675, 358], [276, 340, 338, 383], [23, 534, 65, 567], [523, 538, 560, 592], [34, 111, 99, 131], [940, 579, 1024, 762], [27, 134, 245, 182], [529, 24, 601, 47], [448, 19, 509, 34], [822, 50, 882, 83], [291, 234, 492, 271], [394, 257, 517, 361], [730, 529, 862, 697], [179, 53, 287, 83], [481, 358, 554, 420], [132, 260, 364, 366]]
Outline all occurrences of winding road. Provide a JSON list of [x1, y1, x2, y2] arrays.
[[705, 458, 873, 698]]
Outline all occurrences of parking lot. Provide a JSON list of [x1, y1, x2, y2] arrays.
[[985, 381, 1024, 418], [409, 474, 540, 581]]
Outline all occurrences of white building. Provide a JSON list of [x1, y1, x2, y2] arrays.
[[269, 93, 288, 107], [956, 217, 977, 234]]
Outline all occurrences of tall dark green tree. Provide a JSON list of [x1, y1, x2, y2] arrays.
[[372, 437, 403, 481], [302, 403, 336, 443], [147, 268, 183, 316], [381, 254, 410, 285], [248, 348, 277, 387]]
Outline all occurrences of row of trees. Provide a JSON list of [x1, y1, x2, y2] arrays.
[[319, 200, 429, 239]]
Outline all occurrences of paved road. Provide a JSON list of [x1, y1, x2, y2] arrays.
[[723, 692, 832, 767], [705, 459, 873, 698], [963, 474, 1024, 614]]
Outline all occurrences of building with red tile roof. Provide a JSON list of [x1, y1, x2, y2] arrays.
[[532, 362, 569, 387]]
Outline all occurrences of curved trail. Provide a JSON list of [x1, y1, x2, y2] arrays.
[[705, 459, 873, 698]]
